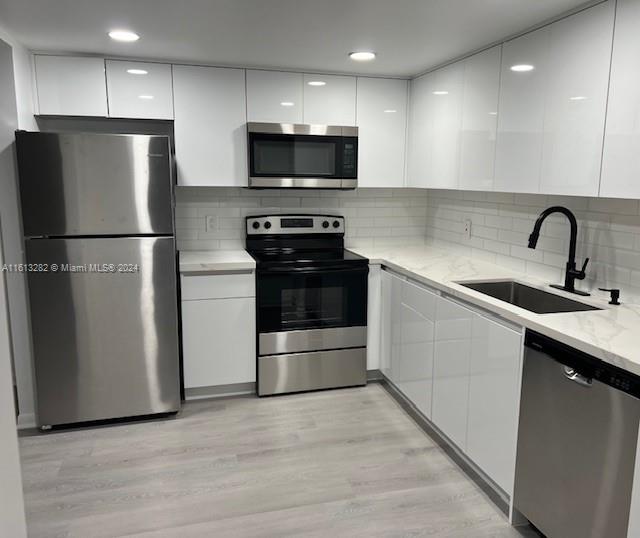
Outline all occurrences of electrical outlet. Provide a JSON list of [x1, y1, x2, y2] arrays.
[[205, 215, 218, 232], [464, 219, 472, 240]]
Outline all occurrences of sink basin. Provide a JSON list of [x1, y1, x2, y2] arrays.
[[458, 280, 601, 314]]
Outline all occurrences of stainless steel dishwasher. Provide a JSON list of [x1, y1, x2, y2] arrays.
[[514, 330, 640, 538]]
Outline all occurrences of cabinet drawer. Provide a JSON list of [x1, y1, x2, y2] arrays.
[[181, 273, 255, 300]]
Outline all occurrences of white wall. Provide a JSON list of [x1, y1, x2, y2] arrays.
[[0, 31, 36, 427], [0, 38, 28, 538], [175, 187, 429, 251], [426, 189, 640, 302]]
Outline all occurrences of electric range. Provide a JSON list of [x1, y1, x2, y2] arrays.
[[246, 214, 368, 396]]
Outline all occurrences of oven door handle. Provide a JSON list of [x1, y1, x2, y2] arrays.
[[257, 265, 368, 275]]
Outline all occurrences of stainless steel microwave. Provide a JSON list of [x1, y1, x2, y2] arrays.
[[247, 122, 358, 189]]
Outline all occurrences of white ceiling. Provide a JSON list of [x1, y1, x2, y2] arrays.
[[0, 0, 595, 77]]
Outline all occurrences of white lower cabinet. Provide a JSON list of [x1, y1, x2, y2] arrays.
[[466, 314, 523, 495], [432, 297, 474, 449], [181, 273, 256, 390], [398, 280, 436, 418], [379, 267, 523, 496]]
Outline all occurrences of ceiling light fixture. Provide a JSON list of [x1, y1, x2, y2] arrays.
[[510, 64, 534, 72], [569, 95, 588, 101], [138, 95, 154, 100], [280, 101, 294, 107], [307, 81, 326, 86], [383, 109, 397, 113], [126, 68, 148, 75], [349, 51, 376, 61], [108, 30, 140, 42], [432, 90, 449, 95]]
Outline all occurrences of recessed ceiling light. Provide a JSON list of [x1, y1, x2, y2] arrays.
[[280, 101, 294, 107], [108, 30, 140, 42], [126, 68, 148, 75], [510, 64, 534, 72], [383, 109, 397, 113], [488, 111, 498, 115], [138, 95, 154, 100], [349, 51, 376, 61], [307, 81, 326, 87], [569, 95, 588, 101], [432, 90, 449, 95]]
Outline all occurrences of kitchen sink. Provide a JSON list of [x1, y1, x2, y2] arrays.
[[458, 280, 601, 314]]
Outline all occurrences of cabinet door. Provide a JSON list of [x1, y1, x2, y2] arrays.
[[356, 77, 408, 187], [35, 55, 107, 116], [303, 74, 356, 125], [429, 62, 465, 189], [495, 2, 614, 195], [459, 46, 501, 191], [106, 60, 173, 119], [366, 265, 382, 371], [494, 27, 550, 193], [407, 71, 436, 188], [398, 280, 436, 418], [379, 270, 393, 380], [432, 296, 473, 449], [182, 297, 256, 388], [600, 0, 640, 198], [539, 1, 614, 196], [173, 65, 247, 186], [246, 70, 303, 123], [466, 314, 522, 495], [388, 272, 404, 386]]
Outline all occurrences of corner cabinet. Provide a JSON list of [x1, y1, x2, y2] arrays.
[[356, 77, 408, 187], [180, 272, 256, 391], [173, 65, 248, 186], [34, 55, 108, 117], [494, 1, 614, 195], [379, 267, 523, 496], [407, 46, 500, 191], [600, 0, 640, 198]]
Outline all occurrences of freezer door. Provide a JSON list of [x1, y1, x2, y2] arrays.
[[16, 132, 173, 236], [26, 237, 180, 426]]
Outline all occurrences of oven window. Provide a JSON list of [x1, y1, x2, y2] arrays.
[[250, 134, 341, 178], [257, 270, 367, 333]]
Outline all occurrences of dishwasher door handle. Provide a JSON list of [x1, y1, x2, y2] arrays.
[[563, 366, 593, 388]]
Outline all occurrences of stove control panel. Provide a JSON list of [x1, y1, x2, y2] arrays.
[[247, 215, 345, 235]]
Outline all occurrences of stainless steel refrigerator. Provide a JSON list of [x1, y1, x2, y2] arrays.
[[15, 131, 181, 428]]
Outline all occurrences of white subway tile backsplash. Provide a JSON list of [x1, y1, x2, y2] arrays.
[[427, 189, 640, 303], [175, 187, 429, 252]]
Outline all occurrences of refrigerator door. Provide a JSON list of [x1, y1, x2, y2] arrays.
[[26, 237, 180, 426], [16, 132, 173, 237]]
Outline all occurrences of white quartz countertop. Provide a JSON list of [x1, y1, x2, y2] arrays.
[[348, 244, 640, 377], [179, 250, 255, 273]]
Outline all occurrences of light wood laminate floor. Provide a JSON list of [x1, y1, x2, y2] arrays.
[[19, 384, 540, 537]]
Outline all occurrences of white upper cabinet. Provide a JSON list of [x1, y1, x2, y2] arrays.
[[495, 1, 614, 195], [407, 71, 436, 188], [459, 46, 501, 191], [302, 74, 356, 125], [173, 65, 247, 187], [106, 60, 173, 119], [600, 0, 640, 198], [35, 55, 108, 117], [494, 28, 550, 193], [429, 62, 465, 189], [246, 70, 303, 123], [356, 77, 408, 187]]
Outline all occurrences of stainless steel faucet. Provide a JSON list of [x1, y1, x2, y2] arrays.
[[528, 206, 590, 296]]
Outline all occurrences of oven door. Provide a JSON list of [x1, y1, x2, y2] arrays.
[[256, 265, 368, 353], [248, 132, 357, 188]]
